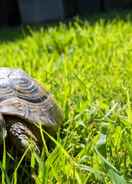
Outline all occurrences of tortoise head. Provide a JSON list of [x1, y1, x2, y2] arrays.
[[0, 114, 7, 143]]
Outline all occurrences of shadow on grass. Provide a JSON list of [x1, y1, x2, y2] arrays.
[[0, 9, 132, 42], [0, 27, 26, 43], [81, 9, 132, 24]]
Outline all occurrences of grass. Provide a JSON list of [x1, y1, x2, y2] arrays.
[[0, 10, 132, 183]]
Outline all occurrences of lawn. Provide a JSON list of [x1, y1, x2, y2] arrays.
[[0, 11, 132, 184]]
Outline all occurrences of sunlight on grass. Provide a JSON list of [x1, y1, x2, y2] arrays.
[[1, 11, 132, 183]]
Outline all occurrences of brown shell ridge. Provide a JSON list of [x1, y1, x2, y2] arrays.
[[0, 95, 62, 129]]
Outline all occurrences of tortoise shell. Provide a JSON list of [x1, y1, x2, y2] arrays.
[[0, 68, 63, 131]]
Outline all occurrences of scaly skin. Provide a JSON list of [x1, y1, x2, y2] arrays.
[[0, 113, 7, 143], [4, 115, 41, 156]]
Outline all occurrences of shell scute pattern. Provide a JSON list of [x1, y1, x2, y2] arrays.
[[0, 68, 63, 130], [0, 68, 48, 103]]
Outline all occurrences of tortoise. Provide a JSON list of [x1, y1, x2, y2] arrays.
[[0, 68, 63, 156]]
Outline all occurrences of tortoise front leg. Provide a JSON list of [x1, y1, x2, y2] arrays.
[[7, 121, 40, 157], [0, 113, 7, 144]]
